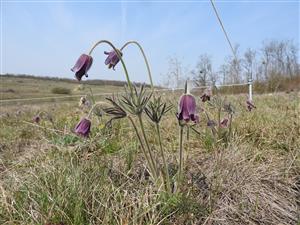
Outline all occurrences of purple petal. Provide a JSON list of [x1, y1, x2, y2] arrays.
[[191, 114, 199, 123], [71, 54, 88, 73], [186, 95, 196, 115], [104, 52, 113, 65], [220, 118, 229, 128], [178, 94, 198, 123], [104, 50, 123, 69], [75, 118, 91, 137], [33, 115, 40, 123], [71, 54, 93, 81]]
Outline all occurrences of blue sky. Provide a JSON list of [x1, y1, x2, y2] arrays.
[[1, 0, 299, 84]]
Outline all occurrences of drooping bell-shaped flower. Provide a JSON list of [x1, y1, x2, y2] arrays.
[[177, 94, 199, 125], [71, 54, 93, 81], [74, 118, 91, 137], [246, 100, 256, 111], [220, 118, 229, 128], [207, 119, 216, 127], [104, 50, 123, 70], [200, 87, 212, 102], [33, 115, 40, 123]]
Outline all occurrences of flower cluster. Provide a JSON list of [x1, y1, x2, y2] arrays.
[[71, 50, 122, 81], [69, 39, 257, 196]]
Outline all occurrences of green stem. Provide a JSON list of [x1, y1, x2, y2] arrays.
[[87, 102, 106, 119], [184, 80, 188, 94], [204, 110, 217, 137], [186, 126, 190, 141], [228, 113, 233, 140], [88, 87, 96, 104], [217, 108, 221, 138], [137, 114, 157, 177], [88, 40, 133, 95], [128, 116, 156, 179], [156, 123, 171, 193], [178, 126, 184, 181], [120, 41, 154, 91], [191, 126, 201, 135]]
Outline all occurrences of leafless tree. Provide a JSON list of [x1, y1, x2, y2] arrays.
[[284, 40, 299, 78], [163, 39, 299, 88], [243, 48, 257, 81], [192, 54, 217, 87], [219, 64, 229, 84], [260, 39, 299, 80], [224, 44, 242, 83], [163, 57, 185, 89]]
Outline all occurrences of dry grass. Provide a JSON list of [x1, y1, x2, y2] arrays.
[[0, 91, 299, 225], [0, 75, 124, 102]]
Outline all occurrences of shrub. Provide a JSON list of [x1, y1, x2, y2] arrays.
[[51, 87, 71, 95]]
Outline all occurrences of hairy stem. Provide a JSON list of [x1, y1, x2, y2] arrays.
[[156, 123, 171, 193], [128, 116, 156, 179], [204, 110, 217, 137], [88, 87, 96, 104], [88, 40, 133, 95], [218, 108, 221, 138], [228, 113, 233, 140], [138, 114, 157, 177], [120, 41, 154, 90], [87, 102, 106, 119], [186, 126, 190, 141], [178, 126, 184, 181]]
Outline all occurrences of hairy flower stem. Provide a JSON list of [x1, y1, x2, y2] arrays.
[[88, 87, 96, 104], [128, 116, 157, 179], [186, 127, 190, 141], [88, 40, 134, 95], [138, 114, 157, 177], [155, 123, 171, 194], [218, 108, 221, 138], [204, 110, 217, 137], [228, 113, 233, 140], [178, 126, 184, 182], [120, 41, 154, 90], [87, 102, 107, 119]]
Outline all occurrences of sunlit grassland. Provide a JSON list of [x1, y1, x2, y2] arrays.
[[0, 75, 124, 100], [0, 90, 299, 225]]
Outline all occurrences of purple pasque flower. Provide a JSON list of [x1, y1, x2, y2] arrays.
[[246, 100, 256, 111], [74, 118, 91, 137], [104, 49, 123, 70], [220, 118, 229, 128], [200, 88, 212, 102], [33, 115, 40, 123], [71, 54, 93, 81], [177, 94, 199, 125], [207, 119, 217, 127]]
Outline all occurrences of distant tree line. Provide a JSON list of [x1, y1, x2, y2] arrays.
[[163, 39, 299, 91], [0, 74, 151, 88]]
